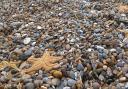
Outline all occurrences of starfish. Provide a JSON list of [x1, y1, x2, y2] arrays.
[[0, 61, 20, 71], [22, 51, 63, 74]]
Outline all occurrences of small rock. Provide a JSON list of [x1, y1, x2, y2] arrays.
[[19, 53, 29, 61], [65, 44, 71, 50], [24, 48, 32, 56], [37, 26, 42, 29], [67, 79, 76, 87], [23, 37, 31, 45], [25, 83, 35, 89], [10, 22, 23, 29], [63, 87, 71, 89], [76, 63, 84, 71], [103, 65, 108, 70], [119, 77, 127, 82], [92, 82, 100, 89], [24, 78, 33, 83], [34, 80, 43, 87], [0, 76, 8, 83], [43, 77, 49, 83], [52, 70, 63, 79], [99, 74, 105, 81], [51, 78, 60, 86], [69, 71, 75, 79], [125, 82, 128, 89]]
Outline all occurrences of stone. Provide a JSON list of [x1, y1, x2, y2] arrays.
[[10, 22, 23, 29], [77, 63, 84, 71], [23, 37, 31, 44], [103, 65, 108, 70], [67, 79, 76, 87], [65, 44, 71, 50], [0, 76, 8, 83], [51, 78, 61, 86], [19, 53, 29, 61], [125, 82, 128, 89], [52, 70, 63, 79], [69, 71, 75, 79], [92, 82, 100, 89], [37, 26, 42, 29], [25, 83, 35, 89], [24, 48, 32, 57], [99, 74, 105, 81], [119, 77, 127, 82], [34, 80, 43, 87], [43, 77, 49, 83], [63, 87, 71, 89]]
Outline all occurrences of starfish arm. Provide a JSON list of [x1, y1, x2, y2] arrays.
[[27, 56, 39, 63], [50, 56, 63, 63], [23, 62, 44, 73]]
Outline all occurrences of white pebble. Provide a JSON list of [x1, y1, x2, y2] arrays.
[[23, 37, 31, 44], [37, 26, 42, 29]]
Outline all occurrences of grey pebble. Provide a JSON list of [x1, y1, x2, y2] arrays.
[[24, 48, 32, 56], [25, 83, 35, 89], [92, 82, 100, 89], [34, 80, 43, 87], [69, 71, 75, 79], [77, 63, 84, 71], [67, 79, 76, 87]]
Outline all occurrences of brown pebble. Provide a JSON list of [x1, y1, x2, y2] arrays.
[[52, 70, 63, 78]]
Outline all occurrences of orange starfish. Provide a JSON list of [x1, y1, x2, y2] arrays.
[[0, 61, 20, 71], [22, 51, 63, 74]]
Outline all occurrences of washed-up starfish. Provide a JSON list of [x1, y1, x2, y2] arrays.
[[22, 51, 63, 74], [0, 61, 20, 71]]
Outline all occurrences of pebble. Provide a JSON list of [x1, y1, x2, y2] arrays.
[[19, 53, 30, 61], [67, 79, 76, 87], [76, 63, 84, 71], [63, 87, 71, 89], [10, 22, 23, 29], [25, 83, 35, 89], [23, 37, 31, 45], [65, 44, 71, 50], [125, 82, 128, 89], [69, 71, 75, 79], [34, 80, 43, 87], [119, 77, 127, 82], [51, 78, 60, 86], [24, 48, 32, 56], [92, 82, 100, 89], [52, 70, 63, 79], [0, 76, 8, 83]]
